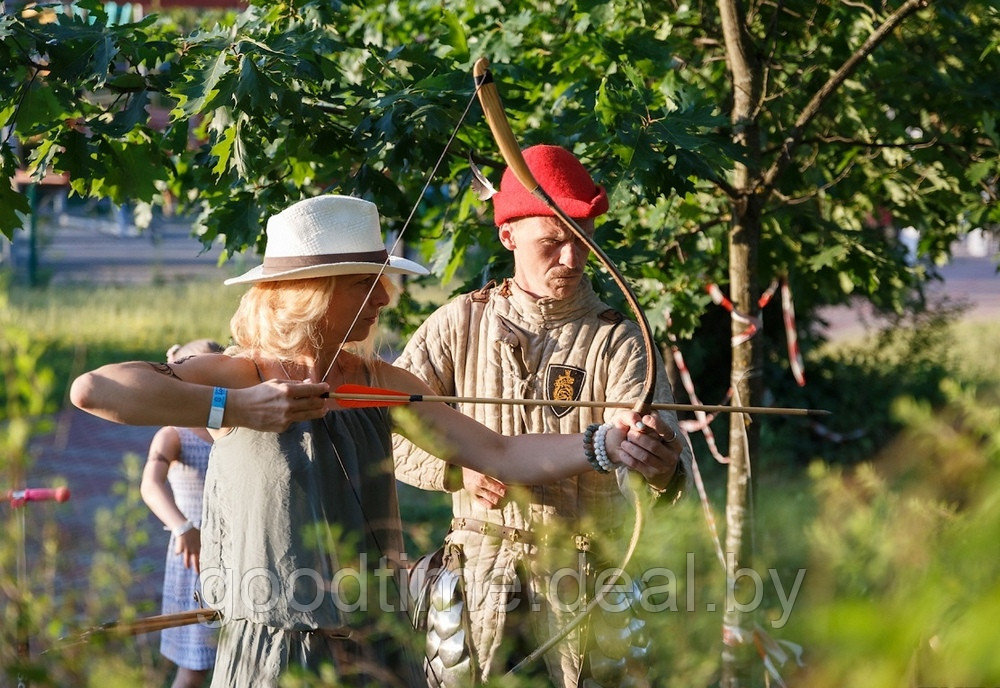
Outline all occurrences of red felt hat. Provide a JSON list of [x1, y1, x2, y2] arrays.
[[492, 145, 608, 226]]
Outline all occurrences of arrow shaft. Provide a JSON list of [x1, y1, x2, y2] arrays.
[[105, 609, 221, 636], [330, 390, 826, 417]]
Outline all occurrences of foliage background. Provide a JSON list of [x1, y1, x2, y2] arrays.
[[4, 0, 996, 334]]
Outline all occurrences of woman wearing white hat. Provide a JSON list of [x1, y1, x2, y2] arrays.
[[70, 195, 662, 687]]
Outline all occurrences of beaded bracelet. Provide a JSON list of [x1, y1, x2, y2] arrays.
[[594, 422, 614, 472], [583, 423, 607, 473]]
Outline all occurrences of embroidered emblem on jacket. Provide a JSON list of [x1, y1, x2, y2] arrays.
[[546, 364, 586, 418]]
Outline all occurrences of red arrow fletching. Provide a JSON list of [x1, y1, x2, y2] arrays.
[[332, 384, 413, 408]]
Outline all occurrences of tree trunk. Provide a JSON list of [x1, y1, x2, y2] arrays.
[[712, 3, 929, 684], [717, 0, 764, 685], [721, 196, 763, 688]]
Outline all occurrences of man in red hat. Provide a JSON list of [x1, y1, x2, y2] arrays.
[[394, 145, 687, 687]]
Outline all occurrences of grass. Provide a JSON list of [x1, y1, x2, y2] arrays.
[[946, 317, 1000, 383], [7, 279, 241, 405], [8, 277, 998, 532], [9, 272, 999, 491], [6, 276, 461, 405]]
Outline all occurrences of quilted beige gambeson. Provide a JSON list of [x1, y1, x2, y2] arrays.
[[393, 278, 688, 686]]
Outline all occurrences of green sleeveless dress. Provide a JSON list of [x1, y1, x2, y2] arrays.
[[200, 407, 420, 687]]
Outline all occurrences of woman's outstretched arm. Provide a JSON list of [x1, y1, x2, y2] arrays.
[[70, 355, 329, 433]]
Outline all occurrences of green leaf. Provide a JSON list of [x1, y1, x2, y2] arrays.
[[107, 72, 146, 90], [211, 126, 236, 176], [235, 55, 266, 112], [14, 85, 63, 133], [104, 89, 150, 137], [440, 10, 470, 61], [0, 101, 17, 129], [809, 245, 849, 270], [232, 118, 248, 178], [26, 138, 60, 175], [0, 184, 30, 240], [176, 50, 232, 115]]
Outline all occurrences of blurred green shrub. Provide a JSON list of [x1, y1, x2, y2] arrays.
[[790, 378, 1000, 687]]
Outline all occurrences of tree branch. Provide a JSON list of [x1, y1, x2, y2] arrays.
[[760, 0, 930, 191], [713, 173, 741, 199], [838, 0, 879, 19], [718, 0, 761, 132], [764, 134, 940, 154], [772, 154, 859, 205]]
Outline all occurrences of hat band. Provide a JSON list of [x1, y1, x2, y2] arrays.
[[261, 249, 389, 275]]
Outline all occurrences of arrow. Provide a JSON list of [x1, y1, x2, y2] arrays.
[[97, 610, 219, 638], [48, 609, 222, 653], [95, 609, 221, 636], [329, 384, 829, 417]]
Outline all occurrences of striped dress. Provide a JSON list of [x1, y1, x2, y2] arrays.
[[160, 427, 217, 671]]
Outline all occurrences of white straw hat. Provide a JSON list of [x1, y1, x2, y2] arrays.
[[225, 195, 429, 285]]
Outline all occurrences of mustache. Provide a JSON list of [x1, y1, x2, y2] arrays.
[[549, 269, 582, 279]]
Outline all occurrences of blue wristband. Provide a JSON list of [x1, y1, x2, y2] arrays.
[[207, 387, 227, 429]]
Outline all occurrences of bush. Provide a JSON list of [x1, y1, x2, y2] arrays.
[[789, 379, 1000, 687]]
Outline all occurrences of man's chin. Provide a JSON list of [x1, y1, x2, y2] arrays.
[[547, 278, 582, 299]]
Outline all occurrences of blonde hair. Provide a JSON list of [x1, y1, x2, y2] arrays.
[[228, 275, 396, 361]]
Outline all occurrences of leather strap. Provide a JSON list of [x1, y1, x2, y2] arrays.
[[449, 516, 594, 552]]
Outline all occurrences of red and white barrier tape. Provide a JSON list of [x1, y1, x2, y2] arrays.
[[707, 283, 764, 346], [670, 281, 808, 685], [688, 446, 728, 570], [669, 336, 731, 463], [706, 277, 804, 385], [667, 276, 807, 464], [679, 391, 803, 686], [781, 280, 805, 386]]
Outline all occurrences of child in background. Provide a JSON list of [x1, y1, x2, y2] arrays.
[[141, 338, 224, 688]]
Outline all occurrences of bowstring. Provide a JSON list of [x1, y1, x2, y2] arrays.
[[321, 85, 483, 384], [312, 84, 482, 688], [471, 63, 659, 678]]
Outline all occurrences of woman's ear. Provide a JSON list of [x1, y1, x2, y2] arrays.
[[498, 223, 517, 251]]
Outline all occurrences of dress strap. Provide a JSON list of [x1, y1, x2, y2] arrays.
[[250, 358, 266, 382]]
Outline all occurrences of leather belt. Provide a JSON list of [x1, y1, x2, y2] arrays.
[[450, 516, 593, 552]]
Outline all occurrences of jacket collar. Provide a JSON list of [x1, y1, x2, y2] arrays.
[[504, 277, 605, 327]]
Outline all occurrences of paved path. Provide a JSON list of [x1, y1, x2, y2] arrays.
[[818, 241, 1000, 340], [4, 196, 247, 285], [25, 410, 164, 605]]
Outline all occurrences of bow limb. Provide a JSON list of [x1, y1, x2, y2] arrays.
[[472, 57, 657, 414], [472, 57, 656, 675]]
